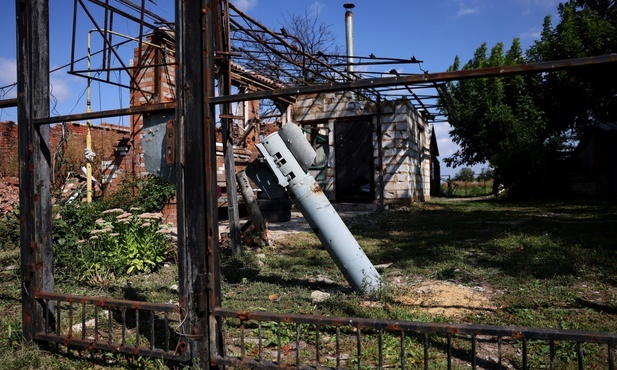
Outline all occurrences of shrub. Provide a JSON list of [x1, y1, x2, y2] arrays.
[[53, 175, 176, 283], [0, 209, 20, 251], [104, 174, 175, 212]]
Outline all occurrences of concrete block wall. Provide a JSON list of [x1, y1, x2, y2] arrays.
[[379, 99, 431, 203], [294, 92, 374, 200], [293, 94, 432, 204]]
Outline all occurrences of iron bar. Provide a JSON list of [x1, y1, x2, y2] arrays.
[[209, 54, 617, 104], [0, 98, 17, 109], [277, 323, 282, 364], [316, 324, 321, 365], [87, 0, 162, 31], [498, 336, 502, 370], [94, 305, 99, 342], [447, 334, 452, 370], [423, 332, 429, 370], [35, 332, 185, 360], [34, 102, 175, 126], [36, 292, 180, 313], [400, 330, 405, 370], [472, 334, 477, 369], [214, 308, 617, 345], [150, 310, 155, 350], [523, 338, 528, 370], [258, 321, 263, 361], [578, 341, 584, 370], [77, 0, 152, 102], [336, 326, 341, 369], [378, 329, 383, 370], [295, 323, 300, 366]]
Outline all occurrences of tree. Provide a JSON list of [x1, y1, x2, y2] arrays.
[[441, 0, 617, 196], [528, 0, 617, 137], [231, 6, 344, 120], [476, 167, 494, 182], [442, 40, 549, 195], [279, 8, 345, 84], [455, 167, 475, 182]]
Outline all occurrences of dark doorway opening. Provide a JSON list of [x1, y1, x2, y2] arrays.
[[334, 117, 375, 202]]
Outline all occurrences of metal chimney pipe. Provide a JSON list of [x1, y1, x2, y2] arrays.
[[344, 3, 355, 78]]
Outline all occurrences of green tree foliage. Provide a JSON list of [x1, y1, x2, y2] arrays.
[[454, 167, 475, 182], [529, 0, 617, 133], [442, 0, 617, 196], [443, 40, 550, 194]]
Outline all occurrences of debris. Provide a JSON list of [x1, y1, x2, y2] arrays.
[[310, 290, 331, 303]]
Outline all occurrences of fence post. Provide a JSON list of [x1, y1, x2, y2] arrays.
[[17, 0, 55, 340], [175, 0, 222, 367]]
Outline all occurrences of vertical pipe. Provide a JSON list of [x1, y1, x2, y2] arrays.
[[377, 94, 385, 210], [344, 3, 355, 78], [86, 31, 93, 203]]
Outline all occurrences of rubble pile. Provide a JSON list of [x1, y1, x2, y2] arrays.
[[0, 177, 19, 216]]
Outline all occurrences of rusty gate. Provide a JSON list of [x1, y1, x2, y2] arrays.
[[9, 0, 617, 369]]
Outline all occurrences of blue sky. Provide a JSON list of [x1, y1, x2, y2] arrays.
[[0, 0, 560, 177]]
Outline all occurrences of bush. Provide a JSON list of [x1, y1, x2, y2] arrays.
[[105, 174, 175, 212], [53, 175, 176, 283], [0, 209, 20, 251]]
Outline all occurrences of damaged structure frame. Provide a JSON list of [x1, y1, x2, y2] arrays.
[[11, 0, 617, 368]]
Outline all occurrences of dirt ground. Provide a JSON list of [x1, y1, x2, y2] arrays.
[[391, 278, 497, 318], [263, 210, 498, 319]]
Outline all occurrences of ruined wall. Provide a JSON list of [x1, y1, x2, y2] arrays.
[[379, 99, 431, 203], [0, 120, 132, 212], [0, 121, 18, 178], [293, 94, 432, 204], [294, 92, 374, 200]]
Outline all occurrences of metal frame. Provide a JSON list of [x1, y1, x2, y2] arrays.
[[10, 0, 617, 369]]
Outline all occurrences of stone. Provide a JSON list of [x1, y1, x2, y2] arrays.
[[310, 290, 331, 303]]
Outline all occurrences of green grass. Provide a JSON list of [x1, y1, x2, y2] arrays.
[[2, 196, 617, 368]]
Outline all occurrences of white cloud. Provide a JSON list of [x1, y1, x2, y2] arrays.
[[309, 1, 325, 16], [49, 76, 72, 103], [433, 122, 456, 159], [0, 58, 17, 100], [0, 57, 17, 86], [519, 27, 542, 41], [454, 0, 482, 17], [516, 0, 559, 15], [233, 0, 258, 12]]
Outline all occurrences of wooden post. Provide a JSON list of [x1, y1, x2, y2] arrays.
[[214, 0, 241, 256], [16, 0, 54, 340], [175, 0, 221, 366], [237, 170, 266, 232]]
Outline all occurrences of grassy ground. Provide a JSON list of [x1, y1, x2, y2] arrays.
[[1, 196, 616, 368]]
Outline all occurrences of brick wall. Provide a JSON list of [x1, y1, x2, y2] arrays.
[[0, 120, 132, 208]]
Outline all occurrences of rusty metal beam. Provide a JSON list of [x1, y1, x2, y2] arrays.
[[36, 292, 180, 313], [0, 98, 18, 109], [214, 308, 617, 345], [16, 0, 54, 341], [34, 102, 175, 126], [208, 54, 617, 104]]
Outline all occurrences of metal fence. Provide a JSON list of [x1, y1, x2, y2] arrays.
[[214, 308, 617, 369], [35, 292, 188, 361]]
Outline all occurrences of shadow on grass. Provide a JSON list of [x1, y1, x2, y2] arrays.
[[344, 197, 617, 282]]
